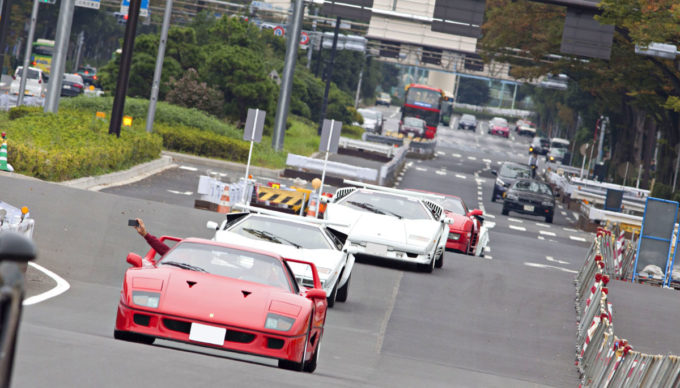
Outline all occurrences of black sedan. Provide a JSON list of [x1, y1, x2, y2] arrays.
[[501, 179, 555, 223], [61, 74, 84, 97], [491, 162, 532, 202]]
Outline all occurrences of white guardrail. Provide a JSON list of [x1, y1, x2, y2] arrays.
[[286, 153, 379, 182], [338, 137, 396, 158]]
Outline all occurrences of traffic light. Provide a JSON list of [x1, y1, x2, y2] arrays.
[[114, 12, 128, 24]]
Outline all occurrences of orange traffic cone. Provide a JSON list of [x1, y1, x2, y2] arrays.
[[217, 185, 231, 214], [306, 197, 318, 218]]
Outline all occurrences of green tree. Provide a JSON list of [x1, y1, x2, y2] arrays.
[[457, 78, 490, 106]]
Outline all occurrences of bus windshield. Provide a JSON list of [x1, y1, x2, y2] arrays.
[[33, 45, 54, 56], [405, 88, 442, 109]]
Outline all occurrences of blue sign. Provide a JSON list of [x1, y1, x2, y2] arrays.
[[632, 197, 679, 286], [414, 101, 433, 108], [121, 0, 149, 17]]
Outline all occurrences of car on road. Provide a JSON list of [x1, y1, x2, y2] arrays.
[[399, 116, 426, 137], [207, 208, 354, 307], [550, 137, 570, 151], [501, 179, 556, 223], [114, 237, 327, 372], [9, 66, 46, 98], [458, 114, 477, 131], [515, 120, 537, 137], [376, 92, 391, 106], [60, 73, 84, 97], [76, 65, 99, 87], [357, 108, 383, 134], [488, 117, 510, 138], [324, 182, 451, 273], [491, 162, 532, 202], [546, 147, 567, 164], [529, 136, 550, 155]]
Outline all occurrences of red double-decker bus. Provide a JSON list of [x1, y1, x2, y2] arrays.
[[402, 84, 445, 139]]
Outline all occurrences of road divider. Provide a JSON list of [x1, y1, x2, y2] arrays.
[[361, 132, 436, 159]]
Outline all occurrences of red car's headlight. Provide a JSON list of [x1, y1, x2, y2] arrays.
[[132, 291, 160, 308], [265, 313, 295, 331]]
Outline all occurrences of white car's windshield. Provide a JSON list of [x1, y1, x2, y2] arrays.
[[230, 216, 332, 250], [341, 190, 432, 220], [15, 68, 39, 80], [160, 242, 292, 291]]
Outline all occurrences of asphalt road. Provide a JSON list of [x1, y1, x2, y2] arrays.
[[5, 109, 604, 387]]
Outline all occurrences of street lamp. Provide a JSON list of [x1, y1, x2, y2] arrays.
[[635, 43, 680, 60]]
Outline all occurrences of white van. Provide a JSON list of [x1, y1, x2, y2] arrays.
[[550, 138, 570, 150], [10, 66, 47, 98]]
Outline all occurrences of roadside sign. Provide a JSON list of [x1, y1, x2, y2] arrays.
[[319, 119, 342, 153], [76, 0, 100, 9], [300, 31, 310, 45], [632, 197, 679, 285], [121, 0, 149, 17], [273, 26, 285, 37], [604, 189, 623, 212], [244, 108, 266, 142]]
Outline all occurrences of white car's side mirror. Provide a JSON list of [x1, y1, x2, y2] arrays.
[[206, 221, 219, 230]]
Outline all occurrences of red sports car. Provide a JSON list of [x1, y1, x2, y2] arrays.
[[407, 190, 483, 255], [114, 236, 327, 372], [488, 117, 510, 138]]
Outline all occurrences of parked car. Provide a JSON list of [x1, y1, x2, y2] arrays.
[[530, 137, 551, 155], [61, 73, 84, 97], [501, 179, 556, 223], [491, 161, 532, 202], [114, 237, 327, 372], [76, 65, 99, 87], [376, 92, 391, 106], [399, 116, 427, 137], [458, 114, 477, 130], [9, 66, 46, 98], [488, 117, 510, 138], [357, 108, 383, 134]]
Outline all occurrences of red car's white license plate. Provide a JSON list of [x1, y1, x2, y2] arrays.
[[189, 323, 226, 345]]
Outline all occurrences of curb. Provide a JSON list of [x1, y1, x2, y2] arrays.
[[60, 155, 176, 191], [162, 151, 284, 180]]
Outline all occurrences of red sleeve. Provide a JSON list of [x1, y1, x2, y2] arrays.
[[144, 233, 170, 256]]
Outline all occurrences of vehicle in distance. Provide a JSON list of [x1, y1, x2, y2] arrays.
[[357, 108, 383, 134], [458, 114, 477, 131], [114, 237, 327, 372], [550, 137, 570, 151], [31, 38, 54, 76], [208, 209, 354, 307], [515, 119, 536, 137], [491, 162, 532, 202], [76, 65, 99, 87], [376, 92, 391, 106], [530, 137, 550, 155], [9, 66, 46, 98], [402, 83, 444, 139], [399, 116, 427, 137], [324, 183, 450, 273], [61, 74, 84, 97], [547, 147, 567, 163], [501, 179, 556, 223], [488, 117, 510, 138]]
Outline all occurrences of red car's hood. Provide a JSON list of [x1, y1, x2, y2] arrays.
[[126, 267, 309, 332], [493, 126, 509, 131], [444, 211, 468, 232]]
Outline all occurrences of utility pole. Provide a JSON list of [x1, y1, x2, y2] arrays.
[[18, 0, 39, 106], [0, 0, 12, 77], [596, 115, 606, 163], [145, 0, 173, 133], [73, 31, 85, 72], [354, 58, 364, 108], [109, 0, 142, 137], [306, 7, 318, 70], [317, 16, 341, 135], [45, 0, 75, 113], [271, 0, 304, 151]]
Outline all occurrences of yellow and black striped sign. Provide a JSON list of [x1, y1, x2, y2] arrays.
[[256, 186, 307, 212]]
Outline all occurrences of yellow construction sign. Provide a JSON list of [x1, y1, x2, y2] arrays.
[[255, 186, 308, 212]]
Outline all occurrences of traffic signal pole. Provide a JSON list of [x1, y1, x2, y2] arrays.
[[109, 0, 142, 137], [317, 17, 341, 135], [18, 0, 40, 106], [44, 0, 75, 113], [145, 0, 173, 133], [0, 0, 12, 77]]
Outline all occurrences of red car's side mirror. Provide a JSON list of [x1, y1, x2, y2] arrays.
[[468, 209, 483, 217], [126, 253, 143, 267], [306, 288, 326, 300]]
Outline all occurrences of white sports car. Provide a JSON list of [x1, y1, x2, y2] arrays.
[[324, 182, 451, 273], [207, 208, 354, 307]]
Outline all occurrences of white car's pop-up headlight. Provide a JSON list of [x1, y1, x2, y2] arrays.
[[132, 291, 160, 308], [265, 313, 295, 331]]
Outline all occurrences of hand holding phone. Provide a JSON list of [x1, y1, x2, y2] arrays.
[[128, 219, 140, 227]]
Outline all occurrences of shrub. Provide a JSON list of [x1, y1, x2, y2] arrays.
[[165, 68, 225, 117], [154, 124, 250, 162], [8, 106, 42, 121], [652, 182, 673, 200], [342, 124, 364, 140]]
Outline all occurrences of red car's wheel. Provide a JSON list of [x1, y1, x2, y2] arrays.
[[278, 318, 312, 372]]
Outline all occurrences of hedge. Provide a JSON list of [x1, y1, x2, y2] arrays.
[[154, 123, 250, 162], [4, 109, 162, 181]]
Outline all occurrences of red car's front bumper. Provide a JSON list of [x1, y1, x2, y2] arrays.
[[115, 302, 309, 362], [491, 128, 509, 137], [445, 231, 471, 253]]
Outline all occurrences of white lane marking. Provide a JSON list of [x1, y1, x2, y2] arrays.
[[485, 222, 496, 229], [485, 246, 491, 253], [563, 227, 578, 233], [496, 161, 503, 165], [524, 262, 578, 274], [546, 256, 570, 265], [535, 223, 551, 228], [23, 262, 71, 306], [377, 271, 403, 353], [483, 255, 493, 260], [508, 218, 524, 223], [436, 170, 447, 176], [467, 156, 477, 160], [415, 167, 427, 172], [538, 235, 545, 240], [509, 225, 526, 232], [561, 211, 568, 216], [570, 236, 587, 242], [539, 230, 556, 237], [168, 190, 193, 196], [406, 161, 413, 168], [557, 204, 563, 209], [482, 159, 492, 163], [483, 213, 495, 218], [455, 174, 466, 179], [572, 211, 578, 218], [452, 153, 462, 158], [477, 191, 483, 196], [179, 165, 198, 172], [436, 151, 446, 156]]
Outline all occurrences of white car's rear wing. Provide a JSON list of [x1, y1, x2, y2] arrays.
[[231, 203, 350, 229], [342, 179, 446, 202]]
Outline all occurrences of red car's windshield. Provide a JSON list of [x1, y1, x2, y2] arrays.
[[440, 198, 467, 216], [160, 242, 293, 291]]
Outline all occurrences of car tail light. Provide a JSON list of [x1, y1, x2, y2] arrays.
[[75, 84, 83, 89], [38, 79, 41, 84], [93, 75, 98, 80]]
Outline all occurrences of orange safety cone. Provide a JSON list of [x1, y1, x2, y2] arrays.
[[217, 185, 231, 214], [306, 196, 318, 218]]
